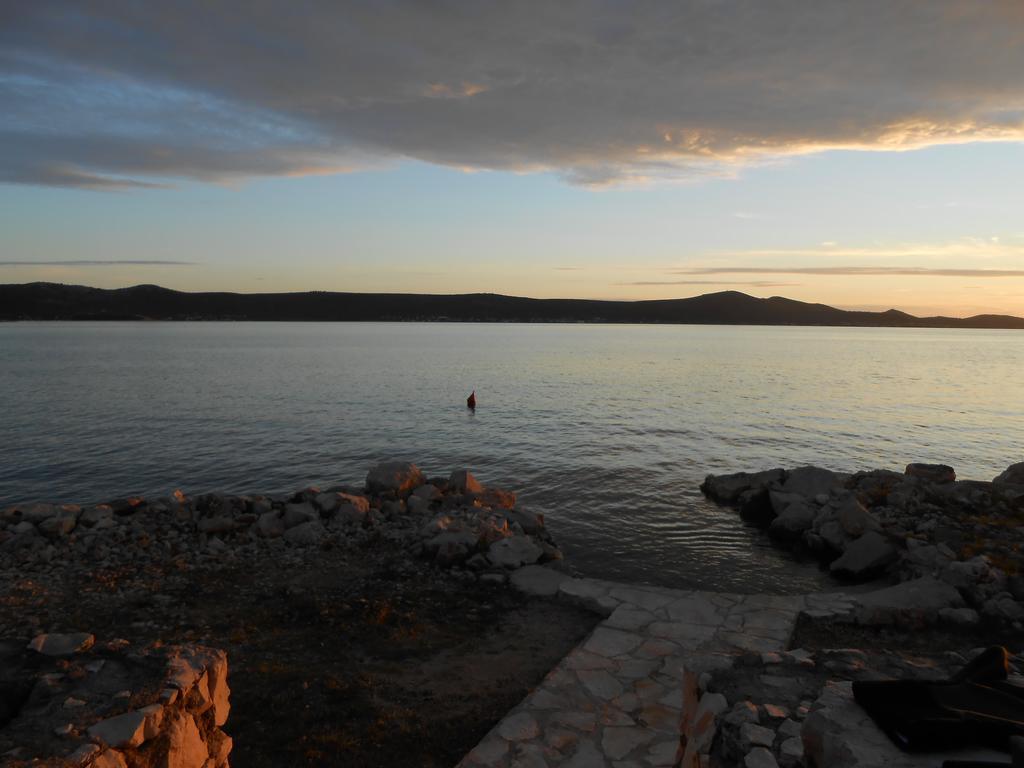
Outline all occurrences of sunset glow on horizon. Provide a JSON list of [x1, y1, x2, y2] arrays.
[[3, 2, 1024, 318]]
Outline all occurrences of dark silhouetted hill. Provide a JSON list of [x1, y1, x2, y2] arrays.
[[1, 283, 1022, 328]]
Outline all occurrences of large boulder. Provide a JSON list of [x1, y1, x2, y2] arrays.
[[365, 462, 426, 496], [38, 511, 78, 538], [848, 469, 904, 506], [282, 521, 325, 546], [993, 461, 1024, 487], [79, 505, 114, 528], [332, 503, 368, 527], [853, 576, 964, 625], [905, 463, 955, 484], [22, 503, 58, 524], [448, 469, 483, 494], [829, 531, 897, 580], [779, 467, 847, 499], [768, 501, 817, 539], [487, 536, 542, 569], [282, 503, 318, 529], [503, 508, 545, 535], [769, 491, 805, 516], [835, 496, 880, 538], [739, 489, 776, 526], [701, 469, 785, 504], [255, 511, 285, 538], [411, 484, 442, 502], [27, 632, 95, 656], [427, 531, 478, 566]]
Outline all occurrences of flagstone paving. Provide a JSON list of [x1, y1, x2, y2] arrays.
[[457, 566, 856, 768]]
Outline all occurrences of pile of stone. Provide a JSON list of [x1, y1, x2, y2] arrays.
[[0, 461, 563, 582], [1, 632, 230, 767], [679, 646, 1023, 768], [701, 461, 1024, 628]]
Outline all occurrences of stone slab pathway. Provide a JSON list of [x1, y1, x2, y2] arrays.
[[457, 566, 855, 768]]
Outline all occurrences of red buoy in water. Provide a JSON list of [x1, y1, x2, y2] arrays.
[[467, 390, 476, 409]]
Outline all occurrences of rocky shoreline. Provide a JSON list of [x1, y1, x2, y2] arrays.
[[0, 462, 594, 767], [0, 461, 564, 586], [701, 461, 1024, 629], [2, 459, 1022, 767]]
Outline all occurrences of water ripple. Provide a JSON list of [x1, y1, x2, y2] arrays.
[[1, 322, 1022, 593]]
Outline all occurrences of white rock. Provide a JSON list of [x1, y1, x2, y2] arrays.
[[337, 492, 370, 513], [562, 739, 603, 768], [282, 521, 325, 546], [255, 511, 285, 538], [781, 466, 847, 498], [282, 502, 317, 529], [829, 531, 897, 579], [22, 502, 58, 523], [769, 501, 817, 538], [994, 461, 1024, 486], [333, 502, 368, 526], [91, 750, 129, 768], [365, 461, 426, 495], [939, 607, 980, 625], [38, 513, 77, 537], [779, 736, 803, 767], [740, 722, 776, 749], [497, 711, 540, 741], [27, 632, 94, 656], [88, 710, 148, 748], [448, 469, 484, 494], [510, 564, 568, 596], [428, 531, 478, 565], [411, 484, 441, 502], [65, 744, 101, 766], [163, 710, 207, 768], [314, 492, 342, 514], [487, 536, 541, 568], [583, 627, 644, 657], [602, 726, 654, 760], [745, 746, 780, 768], [854, 576, 964, 624]]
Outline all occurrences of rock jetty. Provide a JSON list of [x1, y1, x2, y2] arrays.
[[0, 461, 563, 583], [702, 461, 1024, 629]]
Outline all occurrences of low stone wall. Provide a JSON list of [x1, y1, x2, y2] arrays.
[[0, 462, 564, 583], [702, 461, 1024, 629], [1, 633, 230, 767]]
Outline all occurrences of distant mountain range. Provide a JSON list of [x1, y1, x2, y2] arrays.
[[2, 282, 1023, 328]]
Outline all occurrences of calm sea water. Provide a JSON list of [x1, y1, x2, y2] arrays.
[[2, 322, 1022, 593]]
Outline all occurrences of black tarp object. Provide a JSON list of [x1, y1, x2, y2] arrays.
[[853, 647, 1024, 758]]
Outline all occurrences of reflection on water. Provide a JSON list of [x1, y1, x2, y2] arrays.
[[1, 322, 1022, 593]]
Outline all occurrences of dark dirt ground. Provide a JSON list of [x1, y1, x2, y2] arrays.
[[0, 541, 600, 767]]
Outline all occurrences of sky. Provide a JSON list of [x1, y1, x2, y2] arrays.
[[2, 1, 1024, 317]]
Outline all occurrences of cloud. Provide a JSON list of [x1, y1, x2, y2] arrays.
[[3, 2, 1024, 188], [673, 267, 1024, 277], [0, 260, 194, 266]]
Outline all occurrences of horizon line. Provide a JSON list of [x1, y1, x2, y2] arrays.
[[2, 281, 1022, 322]]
